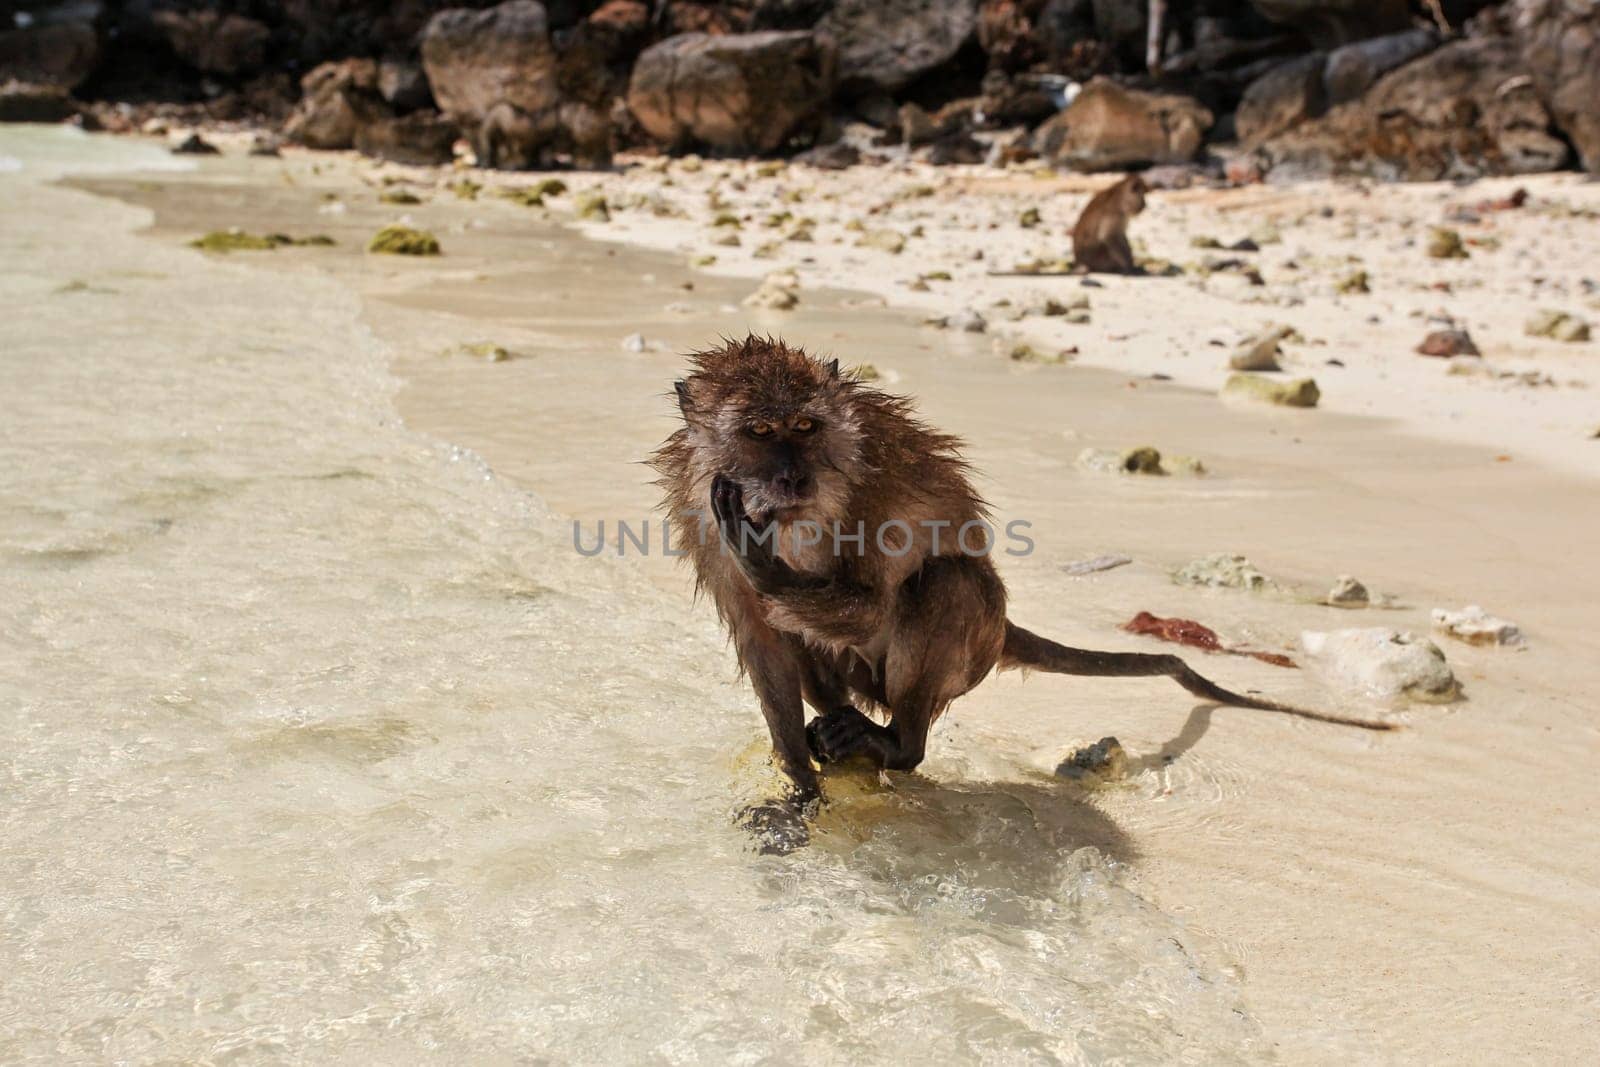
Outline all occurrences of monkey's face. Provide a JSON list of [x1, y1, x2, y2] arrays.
[[1123, 177, 1148, 216], [674, 338, 865, 525], [715, 404, 856, 523]]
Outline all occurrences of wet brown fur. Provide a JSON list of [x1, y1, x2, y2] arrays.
[[1072, 174, 1147, 274], [651, 336, 1392, 849]]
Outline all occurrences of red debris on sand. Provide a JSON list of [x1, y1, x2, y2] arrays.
[[1122, 611, 1296, 668]]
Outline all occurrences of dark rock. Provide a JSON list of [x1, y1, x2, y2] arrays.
[[926, 131, 986, 165], [378, 57, 432, 113], [1323, 28, 1439, 105], [149, 11, 271, 77], [420, 1, 559, 123], [1261, 38, 1570, 181], [1514, 0, 1600, 172], [283, 59, 386, 150], [794, 141, 861, 169], [355, 110, 460, 166], [1236, 52, 1327, 148], [1416, 328, 1480, 357], [249, 132, 282, 157], [751, 0, 836, 31], [0, 3, 101, 90], [627, 31, 834, 154], [1056, 736, 1129, 783], [171, 132, 219, 155], [1033, 78, 1212, 171], [819, 0, 979, 93], [1249, 0, 1410, 48], [0, 80, 77, 122]]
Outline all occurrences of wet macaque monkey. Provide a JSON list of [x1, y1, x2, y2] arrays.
[[1072, 173, 1147, 274], [652, 337, 1391, 851]]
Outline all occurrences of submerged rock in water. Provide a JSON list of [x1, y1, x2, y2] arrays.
[[1222, 374, 1320, 408], [1062, 554, 1132, 577], [368, 225, 441, 255], [1175, 553, 1274, 591], [190, 230, 335, 253], [454, 341, 510, 362], [1300, 627, 1459, 702], [1431, 605, 1524, 647], [1327, 575, 1371, 607], [1056, 736, 1129, 784]]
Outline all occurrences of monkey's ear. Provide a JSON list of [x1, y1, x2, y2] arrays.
[[674, 379, 693, 415], [827, 358, 840, 378]]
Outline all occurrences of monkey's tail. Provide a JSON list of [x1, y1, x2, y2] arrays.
[[1000, 621, 1397, 732]]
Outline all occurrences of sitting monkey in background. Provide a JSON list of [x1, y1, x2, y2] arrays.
[[1072, 173, 1147, 274], [652, 336, 1389, 851]]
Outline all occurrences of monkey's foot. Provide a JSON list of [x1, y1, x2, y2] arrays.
[[806, 707, 882, 765], [736, 799, 810, 855]]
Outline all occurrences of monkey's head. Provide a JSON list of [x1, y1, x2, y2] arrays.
[[1121, 175, 1148, 216], [673, 336, 864, 524]]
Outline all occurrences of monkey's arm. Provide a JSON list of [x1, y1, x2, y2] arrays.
[[711, 476, 890, 645]]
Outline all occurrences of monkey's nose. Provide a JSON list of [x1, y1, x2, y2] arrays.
[[774, 473, 811, 498]]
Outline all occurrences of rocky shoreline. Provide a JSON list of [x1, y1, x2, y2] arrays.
[[4, 2, 1598, 184]]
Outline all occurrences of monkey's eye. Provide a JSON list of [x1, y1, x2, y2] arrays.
[[746, 422, 775, 439], [792, 417, 817, 433]]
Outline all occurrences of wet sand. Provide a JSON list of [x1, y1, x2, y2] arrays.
[[18, 131, 1600, 1061]]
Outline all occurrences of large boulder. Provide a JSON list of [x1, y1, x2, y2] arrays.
[[0, 79, 79, 122], [1248, 0, 1409, 48], [817, 0, 978, 93], [1237, 28, 1439, 147], [0, 2, 102, 90], [1514, 0, 1600, 172], [1032, 78, 1213, 171], [627, 31, 835, 154], [1260, 37, 1569, 180], [1236, 52, 1327, 147], [355, 110, 460, 166], [420, 1, 559, 123], [1323, 27, 1439, 104], [148, 11, 271, 77], [283, 59, 386, 150]]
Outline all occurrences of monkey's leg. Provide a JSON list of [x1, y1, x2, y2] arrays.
[[1109, 233, 1139, 274], [734, 627, 822, 853], [810, 557, 1006, 769], [1000, 621, 1396, 731]]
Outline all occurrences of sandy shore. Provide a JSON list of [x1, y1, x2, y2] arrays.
[[26, 130, 1600, 1061]]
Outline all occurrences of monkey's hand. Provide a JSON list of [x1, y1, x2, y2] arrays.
[[711, 475, 823, 596]]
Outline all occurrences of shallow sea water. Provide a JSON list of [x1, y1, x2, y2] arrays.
[[0, 127, 1266, 1063]]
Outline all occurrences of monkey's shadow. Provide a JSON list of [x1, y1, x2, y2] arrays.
[[804, 706, 1216, 905]]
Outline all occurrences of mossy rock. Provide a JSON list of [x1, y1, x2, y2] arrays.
[[1427, 227, 1468, 259], [575, 193, 610, 221], [1222, 373, 1320, 408], [499, 186, 545, 207], [368, 225, 441, 256], [190, 230, 335, 253], [856, 229, 906, 254], [529, 178, 568, 197], [1019, 207, 1041, 228], [1336, 270, 1370, 294], [379, 189, 422, 205], [452, 342, 510, 362], [450, 179, 481, 200]]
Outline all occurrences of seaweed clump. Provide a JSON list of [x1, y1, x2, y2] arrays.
[[368, 226, 441, 256], [190, 231, 336, 252]]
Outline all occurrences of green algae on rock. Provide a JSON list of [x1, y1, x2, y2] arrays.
[[1222, 373, 1320, 408], [190, 231, 336, 253], [368, 226, 441, 256], [575, 193, 610, 221]]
